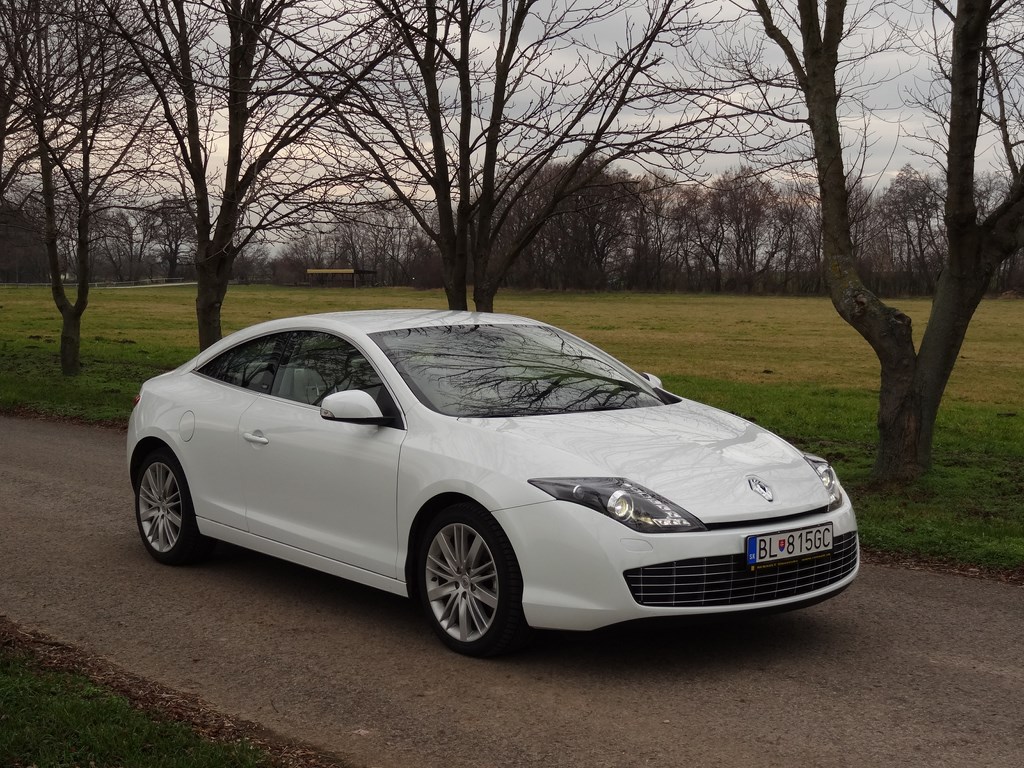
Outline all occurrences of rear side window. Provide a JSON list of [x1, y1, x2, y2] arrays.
[[197, 334, 287, 393]]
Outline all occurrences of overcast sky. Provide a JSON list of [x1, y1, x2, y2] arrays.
[[686, 0, 1012, 185]]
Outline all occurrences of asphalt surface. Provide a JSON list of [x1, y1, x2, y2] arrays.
[[1, 414, 1021, 767]]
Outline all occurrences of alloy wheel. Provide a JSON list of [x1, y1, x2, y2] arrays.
[[424, 522, 499, 642], [137, 462, 183, 553]]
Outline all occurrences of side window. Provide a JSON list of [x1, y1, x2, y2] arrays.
[[197, 334, 287, 394], [273, 332, 383, 405]]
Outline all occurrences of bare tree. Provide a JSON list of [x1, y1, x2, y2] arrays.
[[231, 242, 271, 284], [873, 165, 946, 295], [665, 184, 707, 291], [0, 13, 32, 199], [152, 196, 195, 280], [715, 0, 1024, 480], [507, 164, 637, 290], [314, 0, 724, 311], [107, 0, 388, 349], [772, 182, 813, 292], [332, 207, 423, 286], [2, 0, 156, 373], [624, 175, 683, 290], [680, 184, 729, 292], [94, 207, 160, 282], [708, 168, 784, 292]]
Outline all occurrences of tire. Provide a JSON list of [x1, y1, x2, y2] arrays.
[[417, 503, 532, 657], [134, 448, 214, 565]]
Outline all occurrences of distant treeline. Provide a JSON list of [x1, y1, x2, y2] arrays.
[[4, 163, 1022, 297]]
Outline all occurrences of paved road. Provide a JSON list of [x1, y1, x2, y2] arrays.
[[1, 415, 1021, 767]]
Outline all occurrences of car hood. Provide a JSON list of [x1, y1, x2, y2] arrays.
[[458, 399, 830, 525]]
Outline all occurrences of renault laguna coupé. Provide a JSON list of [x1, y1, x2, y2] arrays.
[[127, 310, 858, 655]]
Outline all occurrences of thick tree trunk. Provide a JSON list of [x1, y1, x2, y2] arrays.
[[195, 281, 225, 351], [441, 241, 468, 311], [873, 337, 922, 481], [195, 241, 233, 351], [836, 213, 995, 484], [471, 234, 497, 312], [59, 308, 82, 375], [473, 280, 496, 312], [798, 0, 923, 481], [831, 279, 922, 481], [913, 263, 993, 467]]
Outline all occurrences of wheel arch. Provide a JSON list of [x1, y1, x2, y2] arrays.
[[408, 494, 532, 655], [404, 491, 484, 598], [129, 436, 177, 489]]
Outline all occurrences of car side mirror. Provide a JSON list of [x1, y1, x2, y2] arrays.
[[320, 390, 394, 427], [641, 372, 663, 390]]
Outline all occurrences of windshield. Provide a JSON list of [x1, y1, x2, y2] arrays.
[[369, 324, 663, 418]]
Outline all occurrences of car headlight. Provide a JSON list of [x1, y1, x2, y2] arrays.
[[805, 455, 844, 511], [528, 477, 706, 533]]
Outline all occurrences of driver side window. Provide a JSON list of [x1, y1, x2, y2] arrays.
[[273, 332, 383, 405]]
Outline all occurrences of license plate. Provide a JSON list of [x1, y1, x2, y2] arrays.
[[746, 522, 833, 567]]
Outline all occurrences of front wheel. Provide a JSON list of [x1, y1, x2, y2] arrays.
[[134, 448, 213, 565], [417, 503, 531, 656]]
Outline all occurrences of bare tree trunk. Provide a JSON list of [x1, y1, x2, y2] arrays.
[[39, 131, 88, 375], [58, 307, 83, 374], [441, 235, 469, 310], [194, 240, 232, 350], [872, 331, 921, 480], [473, 275, 496, 313], [753, 0, 932, 480], [64, 193, 92, 374], [914, 268, 991, 464]]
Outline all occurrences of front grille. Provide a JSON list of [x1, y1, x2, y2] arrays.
[[624, 531, 859, 607], [702, 505, 828, 530]]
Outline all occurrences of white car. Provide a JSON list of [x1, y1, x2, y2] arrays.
[[127, 310, 858, 655]]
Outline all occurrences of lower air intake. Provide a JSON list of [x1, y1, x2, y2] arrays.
[[624, 531, 859, 607]]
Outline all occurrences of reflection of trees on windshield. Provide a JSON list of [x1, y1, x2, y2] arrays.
[[372, 325, 662, 417]]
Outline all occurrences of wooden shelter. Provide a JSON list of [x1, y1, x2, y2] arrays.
[[306, 268, 376, 288]]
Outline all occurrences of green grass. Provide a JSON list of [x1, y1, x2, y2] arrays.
[[0, 647, 271, 768], [2, 285, 1023, 570]]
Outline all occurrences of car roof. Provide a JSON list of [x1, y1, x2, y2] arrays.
[[305, 309, 544, 335], [187, 309, 545, 370]]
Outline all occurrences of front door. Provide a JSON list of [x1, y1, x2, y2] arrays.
[[237, 331, 406, 577]]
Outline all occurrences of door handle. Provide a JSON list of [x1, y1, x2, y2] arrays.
[[243, 431, 269, 445]]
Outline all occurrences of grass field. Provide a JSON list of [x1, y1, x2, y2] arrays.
[[2, 284, 1022, 571]]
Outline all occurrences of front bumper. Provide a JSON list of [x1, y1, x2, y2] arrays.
[[494, 497, 859, 631]]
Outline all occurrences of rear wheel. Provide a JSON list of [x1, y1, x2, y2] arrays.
[[418, 503, 531, 656], [134, 448, 213, 565]]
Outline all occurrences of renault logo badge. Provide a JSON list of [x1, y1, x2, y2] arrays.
[[748, 477, 774, 502]]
